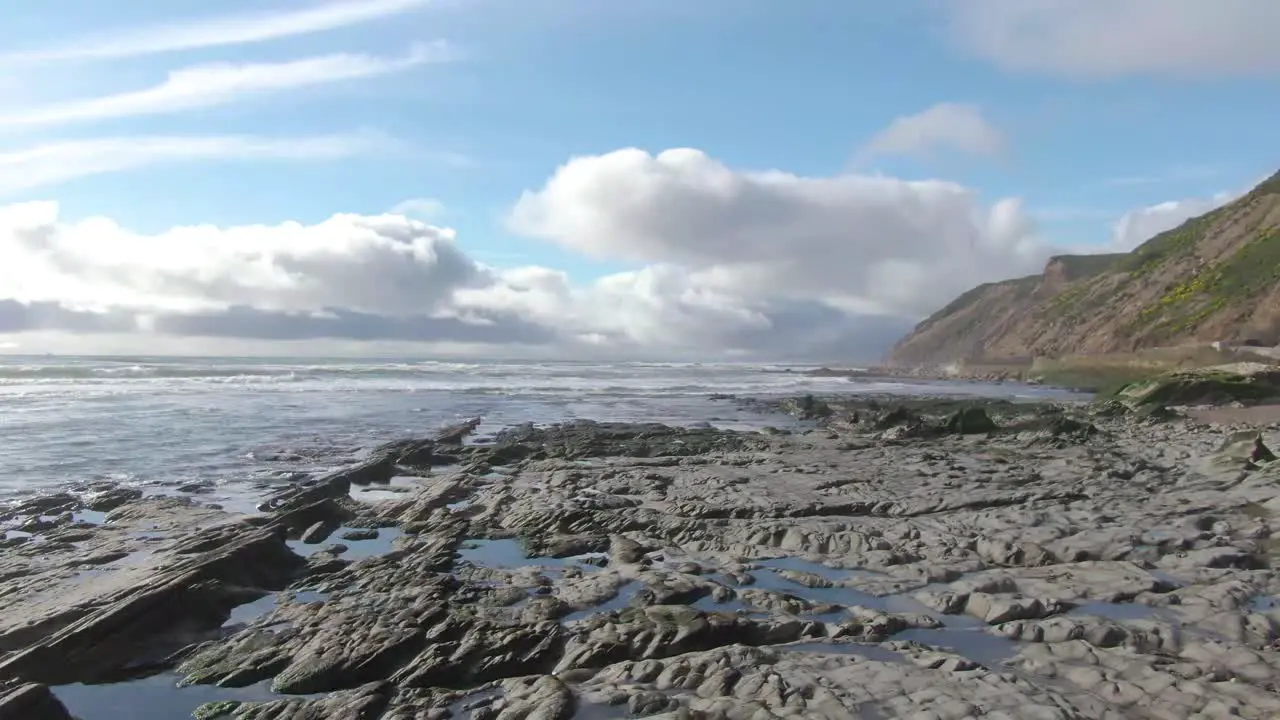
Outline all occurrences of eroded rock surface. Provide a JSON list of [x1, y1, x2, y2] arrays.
[[3, 402, 1280, 719]]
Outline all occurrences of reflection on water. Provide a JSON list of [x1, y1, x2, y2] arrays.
[[286, 527, 402, 561], [54, 674, 286, 720]]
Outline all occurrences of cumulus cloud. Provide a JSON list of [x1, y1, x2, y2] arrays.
[[0, 133, 392, 198], [0, 202, 486, 316], [946, 0, 1280, 77], [0, 45, 451, 130], [0, 191, 933, 360], [4, 147, 1235, 360], [860, 103, 1004, 160], [0, 202, 565, 347], [1111, 191, 1237, 250], [0, 0, 439, 65], [0, 299, 136, 334], [508, 147, 1051, 318]]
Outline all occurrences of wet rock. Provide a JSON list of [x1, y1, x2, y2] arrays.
[[195, 681, 394, 720], [1040, 415, 1098, 442], [944, 406, 997, 434], [495, 675, 573, 720], [485, 421, 768, 461], [914, 590, 969, 615], [963, 592, 1069, 624], [393, 619, 566, 690], [555, 606, 820, 672], [368, 421, 481, 468], [273, 498, 355, 537], [432, 417, 482, 446], [628, 690, 676, 716], [0, 683, 75, 720], [262, 470, 359, 516], [874, 406, 924, 430], [4, 493, 79, 519], [0, 520, 304, 685], [526, 534, 609, 559], [737, 588, 837, 617], [371, 438, 438, 469], [377, 479, 470, 524], [1092, 399, 1129, 418], [1215, 430, 1277, 466], [10, 403, 1280, 719], [300, 519, 340, 544], [772, 569, 832, 588], [81, 487, 143, 513], [779, 395, 833, 421], [608, 536, 651, 565], [1116, 362, 1280, 410]]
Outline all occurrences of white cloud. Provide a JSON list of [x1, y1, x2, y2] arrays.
[[0, 133, 392, 197], [0, 197, 917, 359], [0, 203, 481, 316], [1102, 165, 1222, 187], [2, 148, 1248, 360], [947, 0, 1280, 77], [390, 197, 447, 219], [860, 103, 1004, 160], [508, 147, 1050, 318], [1110, 191, 1237, 250], [0, 45, 450, 130], [0, 0, 440, 65]]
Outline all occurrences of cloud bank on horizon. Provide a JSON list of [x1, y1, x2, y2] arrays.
[[0, 0, 1275, 359]]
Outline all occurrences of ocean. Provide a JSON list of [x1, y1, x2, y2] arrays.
[[0, 356, 1080, 508]]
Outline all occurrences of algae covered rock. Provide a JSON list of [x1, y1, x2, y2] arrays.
[[874, 406, 923, 430], [779, 394, 833, 420], [1115, 362, 1280, 410], [874, 406, 937, 441], [1042, 415, 1098, 441], [1091, 399, 1129, 418], [943, 407, 998, 435]]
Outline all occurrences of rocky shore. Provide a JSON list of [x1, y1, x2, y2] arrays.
[[2, 393, 1280, 719]]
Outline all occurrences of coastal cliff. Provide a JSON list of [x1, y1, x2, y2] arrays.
[[890, 170, 1280, 365]]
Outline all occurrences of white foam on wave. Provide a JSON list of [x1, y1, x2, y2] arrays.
[[0, 356, 1082, 505], [0, 357, 865, 398]]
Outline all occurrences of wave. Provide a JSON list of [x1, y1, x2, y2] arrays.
[[0, 361, 479, 380], [0, 358, 841, 385]]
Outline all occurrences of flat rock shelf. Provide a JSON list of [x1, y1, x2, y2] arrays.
[[2, 401, 1280, 720]]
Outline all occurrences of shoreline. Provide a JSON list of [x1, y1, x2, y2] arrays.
[[3, 395, 1280, 719]]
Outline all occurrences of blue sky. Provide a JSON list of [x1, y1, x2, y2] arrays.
[[0, 0, 1277, 357]]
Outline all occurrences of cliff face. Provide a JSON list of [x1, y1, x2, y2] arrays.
[[889, 171, 1280, 365]]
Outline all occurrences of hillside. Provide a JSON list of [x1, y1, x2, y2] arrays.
[[889, 170, 1280, 365]]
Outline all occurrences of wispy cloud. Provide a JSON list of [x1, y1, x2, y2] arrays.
[[857, 103, 1004, 164], [0, 0, 440, 65], [1031, 206, 1116, 223], [0, 133, 391, 197], [0, 45, 450, 130], [1102, 164, 1222, 187], [390, 197, 447, 219]]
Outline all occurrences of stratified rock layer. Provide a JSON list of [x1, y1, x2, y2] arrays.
[[2, 401, 1280, 719]]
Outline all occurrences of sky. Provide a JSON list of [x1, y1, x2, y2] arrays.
[[0, 0, 1277, 360]]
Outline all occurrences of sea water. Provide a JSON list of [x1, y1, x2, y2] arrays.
[[0, 356, 1080, 506]]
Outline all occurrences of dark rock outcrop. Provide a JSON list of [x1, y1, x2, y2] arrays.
[[0, 522, 303, 685], [0, 683, 75, 720]]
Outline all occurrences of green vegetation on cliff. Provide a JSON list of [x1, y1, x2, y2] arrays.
[[1052, 252, 1126, 280], [890, 169, 1280, 365], [1113, 363, 1280, 409]]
